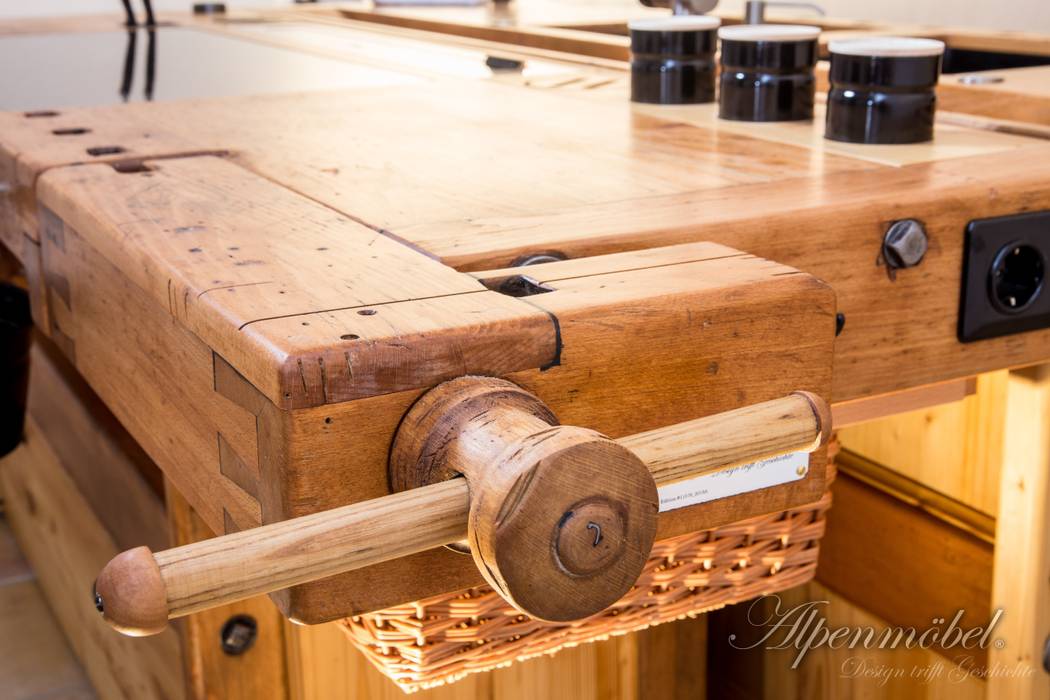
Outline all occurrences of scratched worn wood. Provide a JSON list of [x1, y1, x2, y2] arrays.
[[3, 52, 1049, 402], [1, 10, 1047, 633], [26, 160, 834, 621], [401, 147, 1050, 403], [5, 73, 1044, 404]]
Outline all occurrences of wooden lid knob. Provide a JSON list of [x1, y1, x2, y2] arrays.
[[93, 546, 170, 636], [391, 377, 658, 622]]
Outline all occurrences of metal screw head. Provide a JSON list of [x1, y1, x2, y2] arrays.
[[220, 615, 258, 656], [958, 74, 1005, 85], [883, 219, 928, 269], [510, 251, 567, 267], [92, 583, 104, 614], [485, 56, 524, 72]]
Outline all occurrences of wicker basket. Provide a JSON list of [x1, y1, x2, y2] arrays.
[[342, 448, 836, 692]]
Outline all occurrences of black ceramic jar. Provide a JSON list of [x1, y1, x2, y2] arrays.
[[718, 24, 820, 122], [825, 37, 946, 144], [629, 16, 721, 105], [0, 282, 31, 458]]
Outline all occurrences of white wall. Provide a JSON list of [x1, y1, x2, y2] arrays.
[[3, 0, 1049, 33], [718, 0, 1050, 33], [0, 1, 288, 20]]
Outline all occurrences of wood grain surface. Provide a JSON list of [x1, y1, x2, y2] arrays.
[[2, 50, 1047, 408], [30, 173, 835, 620], [817, 451, 994, 667], [2, 12, 1045, 626], [0, 422, 186, 700], [94, 391, 825, 633]]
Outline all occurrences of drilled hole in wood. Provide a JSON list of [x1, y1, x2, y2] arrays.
[[357, 309, 377, 316], [25, 110, 59, 118], [340, 334, 359, 340], [324, 417, 333, 424], [52, 127, 90, 135], [111, 160, 153, 174], [87, 145, 127, 156]]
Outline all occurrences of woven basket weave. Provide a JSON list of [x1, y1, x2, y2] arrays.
[[341, 449, 836, 692]]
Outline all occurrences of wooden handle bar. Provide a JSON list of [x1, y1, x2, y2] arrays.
[[95, 390, 828, 636]]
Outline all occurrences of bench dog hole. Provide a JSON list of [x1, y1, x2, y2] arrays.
[[111, 160, 153, 174], [87, 145, 127, 156]]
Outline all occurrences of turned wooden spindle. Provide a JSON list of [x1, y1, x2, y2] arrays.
[[94, 378, 829, 636], [389, 377, 659, 622]]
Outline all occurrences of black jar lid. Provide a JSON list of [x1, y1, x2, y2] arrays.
[[629, 16, 721, 56], [718, 24, 819, 70], [828, 37, 946, 88]]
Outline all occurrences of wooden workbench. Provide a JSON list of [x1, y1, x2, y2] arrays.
[[1, 6, 1049, 700]]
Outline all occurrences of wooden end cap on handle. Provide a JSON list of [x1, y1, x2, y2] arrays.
[[94, 546, 169, 637], [94, 378, 830, 636]]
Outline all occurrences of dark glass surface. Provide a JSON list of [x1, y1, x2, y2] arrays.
[[825, 88, 936, 143], [719, 38, 816, 122], [0, 25, 417, 111], [630, 26, 716, 56], [0, 283, 31, 459], [942, 47, 1050, 74], [825, 53, 942, 144], [828, 52, 941, 89], [630, 27, 717, 105], [720, 37, 816, 71]]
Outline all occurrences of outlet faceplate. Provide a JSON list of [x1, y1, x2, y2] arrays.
[[959, 211, 1050, 342]]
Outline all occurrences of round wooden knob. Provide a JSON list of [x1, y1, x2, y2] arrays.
[[390, 377, 659, 622], [93, 546, 169, 637]]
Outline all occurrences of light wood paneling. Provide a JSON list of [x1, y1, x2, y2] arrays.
[[0, 518, 31, 586], [988, 366, 1050, 699], [818, 455, 994, 665], [0, 576, 95, 700], [832, 378, 976, 428], [839, 372, 1007, 516], [0, 422, 186, 700], [27, 337, 168, 552], [709, 581, 987, 699], [286, 618, 670, 700]]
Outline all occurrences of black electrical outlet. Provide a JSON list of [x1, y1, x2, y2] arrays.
[[959, 211, 1050, 342]]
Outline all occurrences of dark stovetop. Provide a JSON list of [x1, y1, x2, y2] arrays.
[[0, 24, 418, 111]]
